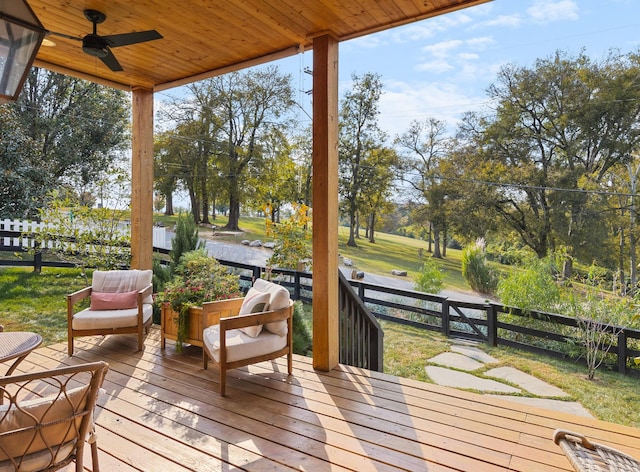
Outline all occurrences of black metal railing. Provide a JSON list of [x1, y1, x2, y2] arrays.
[[338, 270, 384, 372]]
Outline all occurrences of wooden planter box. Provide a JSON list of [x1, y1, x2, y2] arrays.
[[160, 303, 203, 349]]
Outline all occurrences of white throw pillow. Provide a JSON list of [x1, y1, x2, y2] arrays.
[[253, 279, 290, 336], [237, 288, 270, 338]]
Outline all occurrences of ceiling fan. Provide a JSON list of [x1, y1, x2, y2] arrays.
[[47, 9, 162, 72]]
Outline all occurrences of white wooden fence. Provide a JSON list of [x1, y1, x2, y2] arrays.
[[0, 219, 169, 249]]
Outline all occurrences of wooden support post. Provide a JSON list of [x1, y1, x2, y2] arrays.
[[130, 88, 154, 270], [312, 33, 339, 371]]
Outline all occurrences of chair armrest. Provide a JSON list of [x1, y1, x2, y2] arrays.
[[202, 298, 244, 328], [220, 301, 293, 331], [138, 283, 153, 306], [67, 286, 92, 309]]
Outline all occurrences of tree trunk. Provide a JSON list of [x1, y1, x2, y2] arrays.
[[432, 226, 442, 258], [347, 197, 357, 247], [368, 212, 376, 243], [224, 171, 241, 230], [442, 226, 447, 257], [164, 192, 174, 216], [188, 187, 200, 223], [428, 222, 433, 253]]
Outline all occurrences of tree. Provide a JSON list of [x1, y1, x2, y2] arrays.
[[339, 72, 387, 247], [360, 147, 398, 243], [0, 107, 47, 218], [13, 68, 130, 195], [396, 118, 450, 257], [457, 50, 640, 261], [191, 66, 295, 231]]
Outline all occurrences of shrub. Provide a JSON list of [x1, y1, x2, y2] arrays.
[[561, 289, 632, 380], [497, 257, 560, 313], [292, 301, 312, 356], [461, 239, 497, 294], [414, 257, 444, 294]]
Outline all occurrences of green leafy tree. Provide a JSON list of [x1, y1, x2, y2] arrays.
[[0, 107, 47, 218], [396, 118, 451, 257], [339, 72, 387, 248], [457, 50, 640, 261], [13, 68, 130, 194], [171, 66, 295, 230]]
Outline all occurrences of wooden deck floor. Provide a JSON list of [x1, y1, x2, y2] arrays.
[[13, 327, 640, 471]]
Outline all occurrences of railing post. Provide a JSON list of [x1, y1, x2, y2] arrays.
[[618, 330, 627, 375], [294, 271, 301, 301], [442, 299, 450, 337], [253, 266, 261, 282], [34, 250, 42, 273], [487, 303, 498, 347], [358, 282, 365, 300]]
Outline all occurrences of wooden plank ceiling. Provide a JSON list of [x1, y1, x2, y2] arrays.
[[29, 0, 490, 92]]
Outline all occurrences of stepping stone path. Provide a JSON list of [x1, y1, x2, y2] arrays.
[[425, 340, 594, 418]]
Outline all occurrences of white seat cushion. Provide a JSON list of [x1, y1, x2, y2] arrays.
[[72, 304, 152, 330], [203, 324, 287, 363]]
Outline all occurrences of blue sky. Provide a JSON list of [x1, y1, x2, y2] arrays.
[[271, 0, 640, 140]]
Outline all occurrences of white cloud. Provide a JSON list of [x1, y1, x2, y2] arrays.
[[422, 39, 464, 57], [527, 0, 579, 24], [466, 36, 495, 50], [458, 52, 479, 61], [481, 14, 523, 29], [379, 79, 490, 139], [416, 60, 455, 73]]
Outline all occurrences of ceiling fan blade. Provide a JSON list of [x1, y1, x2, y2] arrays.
[[103, 30, 163, 48], [99, 48, 123, 72], [47, 31, 83, 42]]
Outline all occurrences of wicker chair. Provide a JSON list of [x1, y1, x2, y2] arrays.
[[0, 361, 109, 472], [554, 429, 640, 472]]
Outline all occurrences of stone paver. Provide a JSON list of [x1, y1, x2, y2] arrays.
[[425, 366, 521, 393], [451, 345, 499, 364], [428, 352, 485, 371], [486, 395, 593, 418], [485, 367, 569, 397]]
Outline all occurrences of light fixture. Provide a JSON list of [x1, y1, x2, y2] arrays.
[[0, 0, 45, 102]]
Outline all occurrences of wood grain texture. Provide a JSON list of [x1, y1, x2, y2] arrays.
[[12, 326, 640, 471], [30, 0, 491, 90]]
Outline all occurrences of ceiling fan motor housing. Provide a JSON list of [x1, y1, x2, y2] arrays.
[[82, 34, 108, 58]]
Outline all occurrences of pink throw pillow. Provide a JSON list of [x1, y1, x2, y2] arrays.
[[90, 290, 139, 311]]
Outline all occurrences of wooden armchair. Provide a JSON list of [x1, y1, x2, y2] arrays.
[[67, 269, 153, 356], [202, 279, 294, 396], [0, 361, 109, 472]]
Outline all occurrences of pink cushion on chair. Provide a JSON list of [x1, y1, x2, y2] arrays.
[[90, 291, 138, 311]]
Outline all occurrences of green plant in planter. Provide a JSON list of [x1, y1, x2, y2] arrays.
[[159, 249, 240, 351]]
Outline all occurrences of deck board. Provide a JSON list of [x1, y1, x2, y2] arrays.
[[10, 327, 640, 471]]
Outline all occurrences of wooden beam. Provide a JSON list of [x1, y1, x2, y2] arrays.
[[130, 88, 154, 270], [312, 34, 339, 371]]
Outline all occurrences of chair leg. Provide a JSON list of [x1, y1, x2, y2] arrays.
[[68, 336, 74, 357], [203, 350, 208, 369], [91, 438, 100, 472], [220, 366, 226, 397]]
